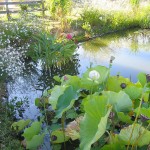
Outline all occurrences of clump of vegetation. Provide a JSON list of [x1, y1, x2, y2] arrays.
[[0, 96, 29, 149], [0, 15, 42, 49], [11, 62, 150, 149], [27, 33, 77, 68], [79, 5, 150, 37], [80, 8, 133, 35]]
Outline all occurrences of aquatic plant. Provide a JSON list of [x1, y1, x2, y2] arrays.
[[27, 33, 77, 69], [11, 63, 150, 149]]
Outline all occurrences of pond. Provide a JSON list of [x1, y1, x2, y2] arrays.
[[1, 29, 150, 119]]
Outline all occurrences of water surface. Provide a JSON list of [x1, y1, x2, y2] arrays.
[[1, 29, 150, 119]]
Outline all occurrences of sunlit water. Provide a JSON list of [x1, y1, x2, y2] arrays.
[[77, 29, 150, 82], [0, 29, 150, 120]]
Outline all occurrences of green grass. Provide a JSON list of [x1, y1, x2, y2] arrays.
[[78, 5, 150, 37]]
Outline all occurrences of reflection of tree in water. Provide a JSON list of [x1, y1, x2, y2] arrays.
[[35, 54, 80, 90], [7, 54, 80, 94], [128, 30, 150, 53], [82, 29, 132, 52], [82, 38, 110, 52]]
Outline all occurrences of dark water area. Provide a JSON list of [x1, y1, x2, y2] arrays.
[[0, 29, 150, 119]]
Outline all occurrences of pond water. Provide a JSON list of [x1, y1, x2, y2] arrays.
[[77, 29, 150, 82], [1, 29, 150, 120]]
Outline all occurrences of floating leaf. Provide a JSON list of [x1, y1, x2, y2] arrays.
[[118, 124, 150, 147], [11, 119, 30, 131], [56, 85, 79, 118], [23, 121, 41, 141], [26, 133, 45, 149], [80, 95, 111, 150], [51, 130, 70, 144]]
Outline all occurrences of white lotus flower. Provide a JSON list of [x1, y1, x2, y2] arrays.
[[89, 70, 100, 80]]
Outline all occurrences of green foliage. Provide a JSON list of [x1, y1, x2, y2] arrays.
[[117, 112, 133, 124], [80, 95, 111, 150], [118, 124, 150, 147], [11, 65, 150, 149], [130, 0, 140, 6], [11, 119, 30, 131], [103, 91, 132, 112], [23, 121, 42, 141], [26, 134, 45, 149], [0, 16, 42, 49], [51, 129, 70, 144], [46, 0, 72, 18], [49, 85, 67, 110], [0, 99, 23, 149], [137, 72, 147, 87], [28, 33, 77, 68], [106, 76, 131, 92], [79, 6, 150, 36], [55, 85, 79, 118]]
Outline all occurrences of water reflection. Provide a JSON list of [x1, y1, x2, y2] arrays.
[[1, 29, 150, 118], [0, 47, 27, 77], [77, 29, 150, 82], [7, 54, 80, 119]]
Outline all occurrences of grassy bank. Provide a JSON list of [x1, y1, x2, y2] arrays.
[[74, 5, 150, 41]]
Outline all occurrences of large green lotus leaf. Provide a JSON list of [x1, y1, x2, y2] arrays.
[[103, 91, 132, 112], [23, 121, 41, 141], [80, 95, 111, 150], [11, 119, 30, 131], [51, 129, 70, 144], [117, 112, 133, 124], [55, 85, 79, 118], [106, 76, 131, 92], [49, 85, 67, 110], [124, 85, 142, 100], [26, 133, 45, 150], [61, 75, 81, 91], [118, 124, 150, 147], [137, 72, 147, 87], [134, 107, 150, 118], [82, 65, 110, 83]]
